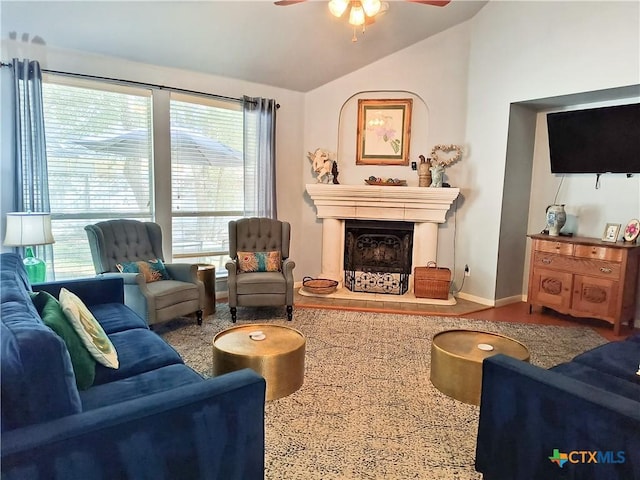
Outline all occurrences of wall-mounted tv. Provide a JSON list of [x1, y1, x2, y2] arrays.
[[547, 103, 640, 174]]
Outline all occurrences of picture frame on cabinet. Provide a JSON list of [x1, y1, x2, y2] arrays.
[[623, 219, 640, 243], [601, 223, 621, 242], [356, 98, 412, 166]]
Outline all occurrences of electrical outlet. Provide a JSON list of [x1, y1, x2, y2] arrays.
[[464, 264, 470, 277]]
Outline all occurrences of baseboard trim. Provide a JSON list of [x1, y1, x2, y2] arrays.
[[216, 291, 228, 301], [455, 291, 494, 306], [494, 295, 526, 308]]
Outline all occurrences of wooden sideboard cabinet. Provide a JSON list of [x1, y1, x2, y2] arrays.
[[527, 234, 640, 335]]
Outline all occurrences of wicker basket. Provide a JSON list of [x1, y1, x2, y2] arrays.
[[414, 262, 451, 299], [302, 276, 338, 295]]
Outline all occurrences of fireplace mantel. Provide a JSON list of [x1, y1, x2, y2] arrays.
[[305, 184, 460, 223], [305, 184, 460, 305]]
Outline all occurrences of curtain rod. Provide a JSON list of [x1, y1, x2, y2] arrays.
[[0, 61, 280, 108]]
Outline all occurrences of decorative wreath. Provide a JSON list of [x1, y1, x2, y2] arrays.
[[430, 144, 463, 167]]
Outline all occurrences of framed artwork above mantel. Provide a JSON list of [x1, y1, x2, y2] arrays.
[[356, 98, 412, 166]]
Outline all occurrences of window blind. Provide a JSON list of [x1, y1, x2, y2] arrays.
[[42, 77, 152, 278], [170, 94, 244, 270]]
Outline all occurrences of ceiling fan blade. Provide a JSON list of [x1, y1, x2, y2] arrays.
[[274, 0, 307, 5], [406, 0, 452, 6]]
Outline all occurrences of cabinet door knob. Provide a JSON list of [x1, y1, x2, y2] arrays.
[[542, 258, 552, 264], [600, 267, 612, 274]]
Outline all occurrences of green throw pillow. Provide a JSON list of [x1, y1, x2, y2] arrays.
[[30, 290, 96, 390], [115, 258, 171, 283]]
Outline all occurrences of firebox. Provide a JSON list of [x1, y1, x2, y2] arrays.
[[343, 220, 413, 295]]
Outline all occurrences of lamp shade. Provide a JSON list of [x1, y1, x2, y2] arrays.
[[4, 212, 55, 246]]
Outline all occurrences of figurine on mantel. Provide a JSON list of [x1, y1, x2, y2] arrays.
[[331, 161, 340, 184], [307, 148, 336, 184], [430, 164, 445, 187], [429, 144, 463, 188]]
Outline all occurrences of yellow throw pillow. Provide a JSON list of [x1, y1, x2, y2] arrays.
[[59, 288, 119, 369]]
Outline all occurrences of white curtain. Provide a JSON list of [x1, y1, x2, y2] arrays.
[[243, 96, 277, 218]]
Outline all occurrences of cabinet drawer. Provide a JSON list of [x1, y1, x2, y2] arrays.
[[533, 252, 621, 280], [574, 244, 623, 262], [572, 259, 621, 279], [534, 239, 574, 255]]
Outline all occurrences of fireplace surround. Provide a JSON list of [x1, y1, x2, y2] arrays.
[[304, 184, 460, 304]]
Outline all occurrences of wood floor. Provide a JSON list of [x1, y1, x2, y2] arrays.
[[293, 290, 638, 342], [462, 302, 638, 342]]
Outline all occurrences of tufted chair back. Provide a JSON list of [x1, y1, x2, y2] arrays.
[[85, 220, 164, 274], [228, 217, 290, 260]]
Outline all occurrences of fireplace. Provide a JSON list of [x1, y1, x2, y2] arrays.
[[304, 184, 460, 304], [343, 220, 413, 294]]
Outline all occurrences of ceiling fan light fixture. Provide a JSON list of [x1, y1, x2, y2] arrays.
[[348, 3, 365, 26], [361, 0, 381, 17], [278, 0, 450, 43], [328, 0, 349, 17]]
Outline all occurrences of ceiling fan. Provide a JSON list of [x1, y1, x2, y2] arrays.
[[275, 0, 452, 42], [275, 0, 451, 5]]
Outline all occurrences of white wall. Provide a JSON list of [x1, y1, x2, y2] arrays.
[[460, 0, 640, 303], [0, 41, 307, 276], [303, 1, 640, 304], [528, 100, 640, 241], [301, 21, 472, 282]]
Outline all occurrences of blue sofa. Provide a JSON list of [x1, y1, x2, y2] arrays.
[[476, 333, 640, 480], [1, 253, 265, 479]]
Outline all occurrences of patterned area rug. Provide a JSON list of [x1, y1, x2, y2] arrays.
[[156, 305, 607, 480]]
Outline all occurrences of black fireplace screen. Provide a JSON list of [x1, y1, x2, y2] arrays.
[[343, 220, 413, 295]]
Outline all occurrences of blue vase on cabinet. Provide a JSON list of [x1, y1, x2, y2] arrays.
[[546, 204, 566, 236]]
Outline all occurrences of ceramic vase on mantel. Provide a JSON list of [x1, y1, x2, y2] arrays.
[[546, 204, 567, 236]]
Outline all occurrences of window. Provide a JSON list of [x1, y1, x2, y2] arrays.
[[40, 76, 257, 280], [170, 94, 244, 272], [42, 77, 152, 279]]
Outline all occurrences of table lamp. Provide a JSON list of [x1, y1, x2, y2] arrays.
[[3, 212, 55, 283]]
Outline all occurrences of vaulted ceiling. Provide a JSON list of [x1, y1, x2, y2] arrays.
[[1, 1, 488, 92]]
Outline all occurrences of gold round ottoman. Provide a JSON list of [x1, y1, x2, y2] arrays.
[[212, 324, 305, 401], [430, 329, 530, 406]]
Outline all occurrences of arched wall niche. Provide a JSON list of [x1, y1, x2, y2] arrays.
[[335, 90, 430, 186]]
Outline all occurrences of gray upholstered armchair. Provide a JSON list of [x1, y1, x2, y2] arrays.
[[84, 219, 204, 326], [225, 217, 295, 323]]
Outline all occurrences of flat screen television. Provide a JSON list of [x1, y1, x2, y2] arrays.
[[547, 103, 640, 174]]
